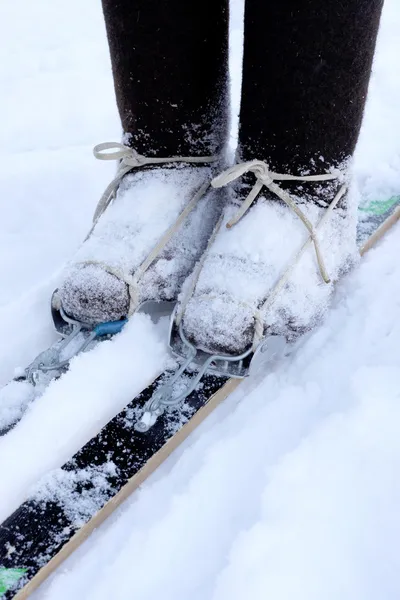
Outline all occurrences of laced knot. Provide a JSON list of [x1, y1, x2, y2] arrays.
[[79, 142, 217, 317], [91, 141, 218, 226], [211, 160, 345, 284]]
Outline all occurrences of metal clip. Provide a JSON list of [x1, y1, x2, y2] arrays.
[[22, 304, 127, 387], [134, 322, 252, 432], [135, 307, 288, 432]]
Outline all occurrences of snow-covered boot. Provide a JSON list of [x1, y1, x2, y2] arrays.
[[56, 0, 230, 325], [178, 160, 357, 356], [57, 143, 225, 324], [177, 0, 382, 358]]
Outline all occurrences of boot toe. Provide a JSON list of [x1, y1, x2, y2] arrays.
[[182, 293, 255, 355], [59, 264, 129, 324]]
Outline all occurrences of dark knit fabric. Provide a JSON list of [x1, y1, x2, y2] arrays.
[[101, 0, 229, 158], [239, 0, 384, 175], [101, 0, 384, 203]]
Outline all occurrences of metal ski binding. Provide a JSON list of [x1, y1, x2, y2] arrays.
[[17, 292, 127, 388], [134, 307, 287, 432]]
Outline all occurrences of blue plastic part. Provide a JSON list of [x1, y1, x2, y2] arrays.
[[94, 319, 128, 338]]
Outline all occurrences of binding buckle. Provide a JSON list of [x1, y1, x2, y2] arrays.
[[21, 296, 127, 387], [134, 307, 287, 432]]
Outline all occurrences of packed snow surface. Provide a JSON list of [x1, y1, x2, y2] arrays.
[[1, 0, 400, 599]]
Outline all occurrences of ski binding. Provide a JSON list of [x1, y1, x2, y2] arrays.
[[134, 308, 287, 432]]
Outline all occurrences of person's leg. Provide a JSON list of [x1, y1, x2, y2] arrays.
[[101, 0, 229, 157], [239, 0, 383, 180], [180, 0, 385, 356], [58, 1, 230, 325]]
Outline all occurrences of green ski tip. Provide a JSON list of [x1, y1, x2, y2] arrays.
[[0, 567, 27, 596], [359, 195, 400, 216]]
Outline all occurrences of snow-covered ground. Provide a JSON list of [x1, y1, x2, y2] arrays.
[[1, 0, 400, 598]]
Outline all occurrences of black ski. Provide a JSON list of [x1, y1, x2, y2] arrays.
[[0, 371, 236, 600], [0, 197, 399, 600]]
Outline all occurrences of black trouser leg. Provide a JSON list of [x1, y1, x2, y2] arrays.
[[101, 0, 229, 157], [239, 0, 383, 180]]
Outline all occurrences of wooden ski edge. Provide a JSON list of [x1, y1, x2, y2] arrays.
[[360, 205, 400, 256], [5, 198, 400, 599], [12, 378, 241, 600]]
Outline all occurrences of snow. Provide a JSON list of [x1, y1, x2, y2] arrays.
[[0, 379, 35, 433], [0, 314, 166, 523], [0, 0, 400, 599], [33, 462, 120, 529]]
